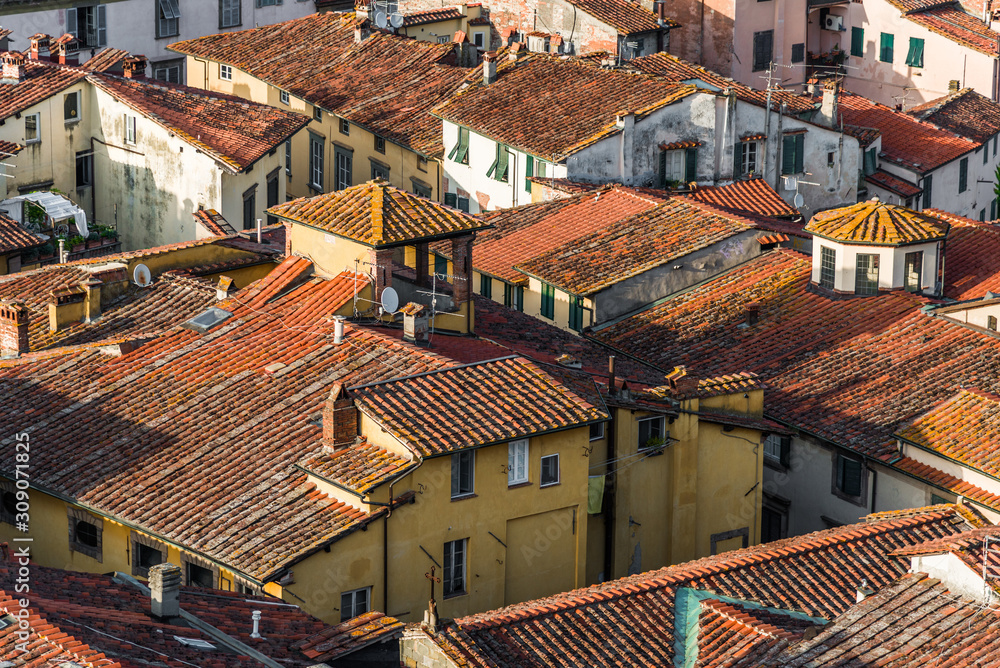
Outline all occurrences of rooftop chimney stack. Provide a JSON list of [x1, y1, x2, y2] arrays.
[[53, 35, 79, 66], [483, 51, 498, 85], [819, 79, 839, 128], [333, 315, 345, 344], [354, 18, 371, 44], [1, 52, 27, 85], [149, 563, 182, 618], [608, 355, 616, 394], [0, 300, 30, 357], [28, 33, 50, 61], [122, 55, 148, 79], [83, 279, 102, 323], [322, 383, 357, 452], [216, 275, 237, 301]]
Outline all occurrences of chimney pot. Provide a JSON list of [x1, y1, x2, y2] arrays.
[[333, 315, 345, 344], [608, 355, 616, 394], [216, 275, 236, 301], [83, 279, 102, 323], [0, 299, 30, 356], [149, 563, 182, 618], [746, 302, 761, 326], [819, 79, 839, 128], [122, 55, 148, 79], [483, 51, 498, 85], [1, 52, 26, 84], [856, 578, 874, 603]]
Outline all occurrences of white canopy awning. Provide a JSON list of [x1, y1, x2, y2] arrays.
[[0, 191, 88, 236]]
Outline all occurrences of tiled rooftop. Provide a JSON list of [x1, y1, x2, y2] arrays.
[[934, 209, 1000, 299], [193, 208, 237, 236], [0, 560, 332, 667], [909, 87, 1000, 143], [425, 506, 978, 667], [403, 6, 465, 26], [293, 611, 404, 662], [837, 91, 977, 173], [895, 3, 1000, 56], [0, 257, 459, 582], [681, 179, 800, 219], [515, 197, 755, 296], [350, 356, 608, 457], [89, 72, 310, 173], [865, 169, 923, 198], [565, 0, 678, 33], [0, 211, 43, 255], [299, 440, 415, 495], [432, 52, 698, 161], [269, 179, 490, 247], [0, 55, 88, 120], [891, 456, 1000, 512], [805, 199, 950, 245], [82, 46, 131, 72], [168, 14, 470, 157]]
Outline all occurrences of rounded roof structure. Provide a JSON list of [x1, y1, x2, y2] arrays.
[[806, 200, 950, 246]]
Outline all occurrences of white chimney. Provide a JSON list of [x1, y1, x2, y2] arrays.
[[819, 80, 839, 128], [250, 610, 262, 639], [149, 563, 182, 618], [333, 315, 345, 344], [483, 51, 498, 85]]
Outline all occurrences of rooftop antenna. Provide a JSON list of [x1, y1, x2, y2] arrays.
[[423, 566, 441, 633], [380, 286, 399, 317]]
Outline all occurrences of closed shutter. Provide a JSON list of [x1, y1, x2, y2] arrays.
[[659, 149, 667, 187], [781, 136, 795, 175], [923, 174, 932, 208], [497, 145, 509, 181], [97, 5, 107, 47], [880, 33, 893, 62], [906, 37, 924, 67], [794, 135, 804, 174], [684, 148, 697, 183], [851, 27, 863, 57], [444, 192, 457, 207], [734, 142, 744, 178], [525, 155, 533, 191], [67, 9, 78, 39]]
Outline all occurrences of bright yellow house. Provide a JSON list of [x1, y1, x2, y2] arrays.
[[168, 13, 473, 205]]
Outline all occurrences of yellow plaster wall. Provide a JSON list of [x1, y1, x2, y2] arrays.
[[694, 423, 763, 553], [289, 222, 372, 278]]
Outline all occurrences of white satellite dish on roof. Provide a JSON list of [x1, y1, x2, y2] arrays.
[[380, 286, 399, 314], [793, 192, 805, 208], [133, 263, 152, 287], [389, 12, 404, 28], [374, 10, 388, 29]]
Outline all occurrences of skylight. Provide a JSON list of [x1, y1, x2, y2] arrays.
[[174, 636, 217, 650], [182, 307, 233, 333]]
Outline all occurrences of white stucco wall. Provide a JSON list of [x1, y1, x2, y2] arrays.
[[940, 301, 1000, 329], [809, 238, 939, 292]]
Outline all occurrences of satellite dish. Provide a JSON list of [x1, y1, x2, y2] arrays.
[[389, 12, 404, 28], [380, 286, 399, 314], [133, 263, 152, 287], [793, 192, 805, 208], [374, 11, 388, 29]]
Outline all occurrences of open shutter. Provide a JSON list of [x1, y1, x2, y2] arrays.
[[97, 5, 107, 47], [659, 149, 667, 187], [498, 145, 509, 180], [67, 9, 78, 39], [684, 148, 697, 183], [795, 135, 804, 174], [779, 436, 791, 468], [525, 155, 533, 191], [734, 142, 744, 178], [486, 152, 498, 179]]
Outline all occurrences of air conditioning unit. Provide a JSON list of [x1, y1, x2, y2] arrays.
[[824, 14, 844, 31]]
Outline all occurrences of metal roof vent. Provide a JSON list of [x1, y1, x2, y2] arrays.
[[0, 614, 14, 631], [183, 307, 233, 333], [174, 636, 217, 650]]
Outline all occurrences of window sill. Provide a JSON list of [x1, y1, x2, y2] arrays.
[[638, 447, 665, 457], [155, 34, 181, 40], [65, 119, 81, 126], [763, 457, 787, 472], [450, 493, 477, 502], [443, 591, 467, 600], [540, 481, 561, 488], [507, 481, 531, 490], [220, 24, 243, 30], [25, 140, 40, 146]]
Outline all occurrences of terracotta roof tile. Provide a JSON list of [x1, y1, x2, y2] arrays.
[[82, 47, 131, 73], [901, 4, 1000, 56], [909, 87, 1000, 143], [805, 200, 949, 244], [0, 56, 88, 120], [891, 456, 1000, 512], [299, 440, 415, 495], [293, 611, 403, 661], [933, 209, 1000, 299], [865, 169, 923, 198], [432, 53, 699, 161], [0, 212, 43, 255], [168, 14, 469, 157], [269, 179, 490, 246], [682, 179, 800, 219], [566, 0, 678, 33], [193, 208, 237, 236], [403, 6, 465, 26], [89, 72, 309, 173]]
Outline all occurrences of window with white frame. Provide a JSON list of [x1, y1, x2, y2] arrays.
[[285, 139, 291, 174], [24, 113, 40, 144], [156, 0, 180, 38], [540, 454, 560, 486], [124, 115, 137, 145], [279, 90, 289, 105], [662, 149, 685, 183], [637, 416, 665, 450], [67, 6, 107, 49], [220, 64, 232, 81], [443, 538, 467, 596], [309, 133, 324, 189], [763, 434, 790, 466], [220, 0, 241, 28], [508, 439, 528, 485], [335, 146, 352, 191], [340, 587, 370, 621], [451, 450, 475, 498]]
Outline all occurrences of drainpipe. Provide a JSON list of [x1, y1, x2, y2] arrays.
[[90, 137, 97, 223], [384, 479, 395, 613], [603, 356, 617, 582]]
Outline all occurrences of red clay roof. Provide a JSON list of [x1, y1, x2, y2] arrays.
[[293, 611, 403, 662], [0, 55, 88, 120], [427, 506, 979, 667], [168, 14, 469, 157], [269, 179, 490, 247], [902, 5, 1000, 56], [909, 87, 1000, 143], [350, 356, 608, 457], [837, 91, 977, 173], [403, 6, 465, 26], [89, 72, 309, 173], [0, 212, 42, 255], [681, 179, 800, 219], [922, 208, 1000, 299], [865, 169, 923, 198], [82, 47, 131, 72], [299, 439, 415, 495], [193, 208, 236, 236], [891, 456, 1000, 511], [805, 200, 949, 244], [432, 53, 699, 161], [566, 0, 678, 33]]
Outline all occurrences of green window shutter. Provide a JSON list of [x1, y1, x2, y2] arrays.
[[541, 283, 554, 319], [449, 128, 468, 162], [480, 274, 492, 299], [525, 155, 533, 191], [734, 142, 744, 178], [435, 254, 448, 276], [851, 27, 864, 57], [659, 149, 667, 187], [684, 148, 697, 183], [781, 136, 795, 175], [515, 285, 524, 311], [795, 135, 804, 174], [923, 174, 932, 208], [880, 33, 893, 62], [444, 192, 457, 207], [959, 158, 968, 193], [486, 148, 499, 179], [498, 145, 509, 181], [905, 37, 923, 67], [537, 160, 547, 178]]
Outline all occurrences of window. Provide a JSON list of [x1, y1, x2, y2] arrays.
[[418, 156, 428, 172], [435, 254, 448, 276], [828, 151, 836, 166], [25, 113, 39, 144], [851, 26, 864, 57], [508, 439, 528, 485], [335, 146, 352, 190], [242, 185, 256, 231], [819, 246, 836, 289], [569, 296, 584, 332], [220, 64, 232, 81], [448, 127, 470, 165], [64, 91, 80, 123], [993, 198, 998, 220], [488, 143, 509, 182], [340, 118, 350, 135], [220, 0, 241, 28], [451, 450, 475, 498], [923, 174, 932, 208], [279, 90, 289, 105], [959, 157, 968, 193], [989, 315, 998, 331], [370, 160, 389, 181], [187, 562, 214, 588], [790, 43, 804, 63], [457, 196, 470, 213], [863, 147, 877, 176], [525, 155, 534, 191], [879, 32, 894, 62], [313, 106, 322, 122], [76, 151, 93, 189], [309, 133, 324, 190], [341, 587, 370, 622], [763, 434, 790, 467], [412, 180, 432, 199], [124, 115, 137, 145], [752, 30, 773, 72], [285, 139, 292, 174], [662, 149, 685, 185], [257, 0, 284, 5], [735, 141, 758, 178], [480, 273, 492, 298], [442, 539, 467, 597], [540, 454, 560, 486], [504, 283, 523, 310], [68, 508, 102, 562], [590, 422, 605, 440], [905, 37, 924, 67], [855, 253, 879, 295], [156, 0, 180, 38], [374, 136, 385, 154], [153, 59, 182, 83], [904, 251, 922, 292], [540, 282, 555, 319], [986, 146, 990, 165], [638, 416, 665, 449], [836, 454, 863, 498], [473, 31, 484, 48], [67, 6, 107, 49], [132, 534, 165, 577], [981, 208, 987, 222], [536, 160, 547, 179], [781, 134, 804, 175], [761, 506, 785, 542]]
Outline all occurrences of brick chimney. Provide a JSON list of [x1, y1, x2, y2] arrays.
[[28, 33, 50, 61], [451, 234, 473, 305], [0, 300, 30, 356], [369, 246, 394, 306], [354, 18, 371, 44], [1, 52, 27, 85], [483, 51, 498, 85], [122, 55, 148, 80], [149, 563, 182, 618], [53, 35, 79, 66], [322, 383, 357, 451]]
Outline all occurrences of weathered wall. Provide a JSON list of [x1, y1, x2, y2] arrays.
[[666, 0, 737, 74]]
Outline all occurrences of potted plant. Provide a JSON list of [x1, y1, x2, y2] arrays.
[[68, 235, 85, 253], [86, 231, 100, 249], [100, 226, 118, 245], [38, 241, 54, 261]]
